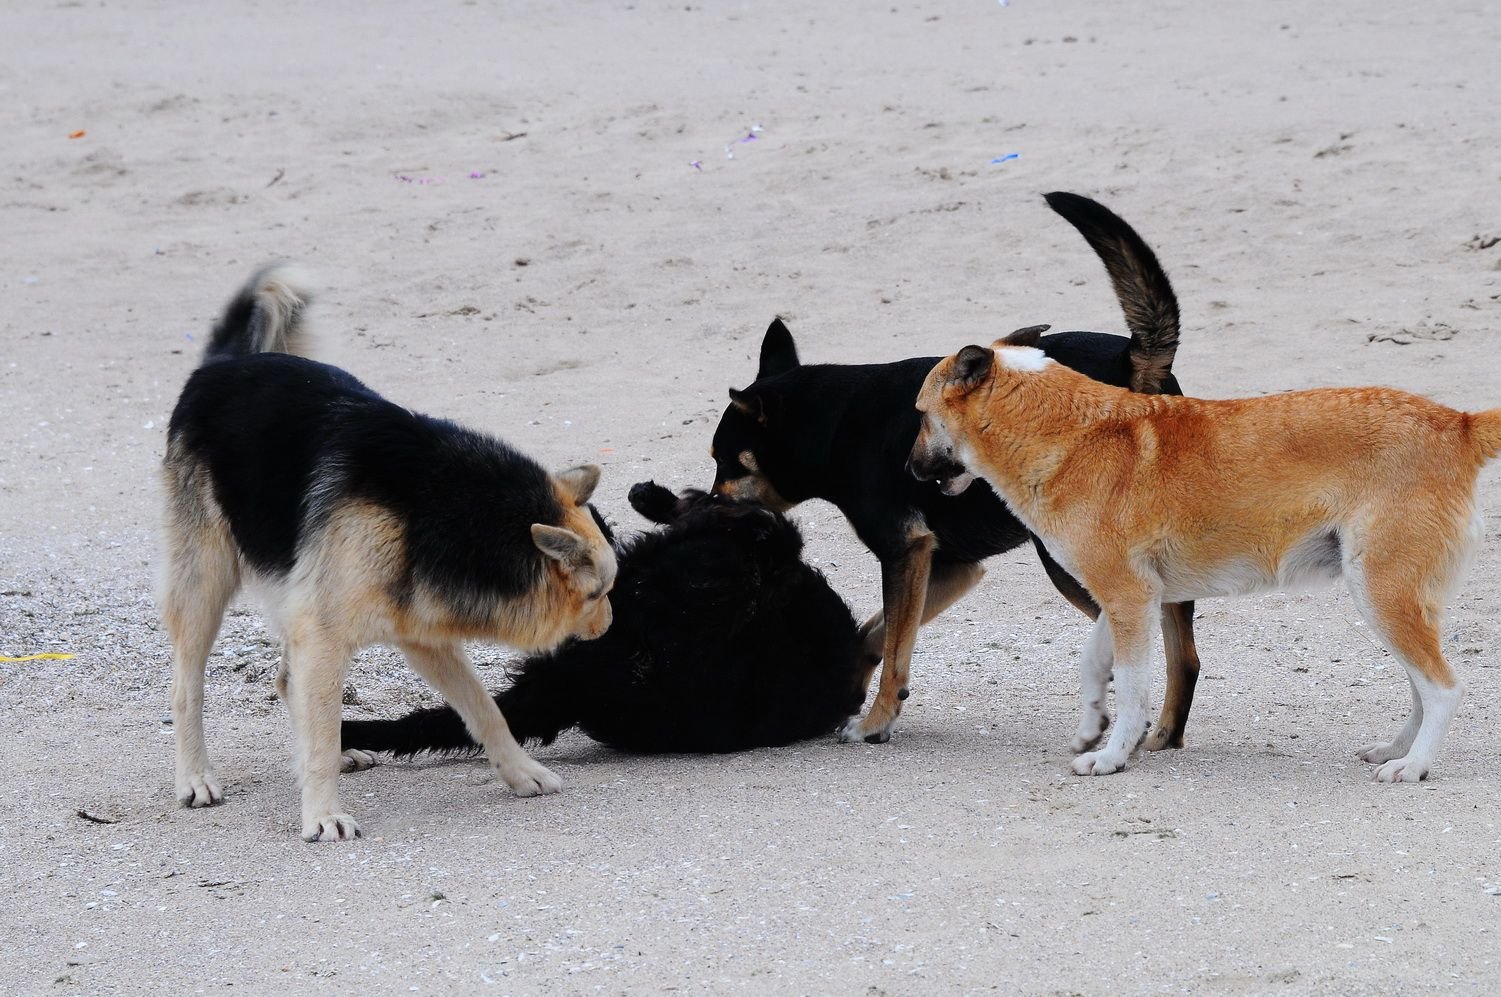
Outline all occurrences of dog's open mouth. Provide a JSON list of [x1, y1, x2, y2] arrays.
[[939, 472, 975, 496]]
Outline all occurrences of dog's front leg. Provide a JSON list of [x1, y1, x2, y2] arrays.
[[1069, 617, 1114, 752], [284, 633, 361, 842], [400, 641, 563, 797], [840, 529, 936, 744], [1072, 597, 1159, 776]]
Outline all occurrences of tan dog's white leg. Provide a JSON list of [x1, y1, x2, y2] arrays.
[[1070, 617, 1114, 753], [1357, 672, 1423, 764], [400, 641, 562, 797], [284, 632, 361, 841], [163, 525, 239, 809], [1073, 600, 1157, 776], [1347, 520, 1467, 782]]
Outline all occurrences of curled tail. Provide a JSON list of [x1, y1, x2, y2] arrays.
[[203, 263, 314, 363], [340, 660, 579, 759], [1472, 408, 1501, 462], [1044, 191, 1181, 393]]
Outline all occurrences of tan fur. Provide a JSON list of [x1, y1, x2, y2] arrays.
[[160, 453, 615, 841], [912, 344, 1495, 782]]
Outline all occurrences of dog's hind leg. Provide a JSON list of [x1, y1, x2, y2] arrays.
[[1357, 671, 1423, 765], [283, 628, 361, 841], [1145, 601, 1201, 751], [399, 641, 563, 797], [162, 512, 240, 809], [841, 528, 937, 744], [1346, 522, 1467, 783]]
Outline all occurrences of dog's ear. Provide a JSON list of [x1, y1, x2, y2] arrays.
[[531, 524, 591, 567], [948, 345, 995, 392], [757, 318, 800, 379], [728, 387, 768, 424], [554, 464, 601, 505], [1000, 324, 1050, 347]]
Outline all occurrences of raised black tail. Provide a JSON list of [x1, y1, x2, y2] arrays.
[[340, 659, 580, 759], [203, 263, 314, 364], [1044, 191, 1180, 393]]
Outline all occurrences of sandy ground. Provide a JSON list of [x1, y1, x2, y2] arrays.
[[3, 0, 1501, 992]]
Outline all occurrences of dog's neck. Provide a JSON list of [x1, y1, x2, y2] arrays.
[[961, 363, 1156, 522]]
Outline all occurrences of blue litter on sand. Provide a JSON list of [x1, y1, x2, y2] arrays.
[[990, 153, 1020, 165]]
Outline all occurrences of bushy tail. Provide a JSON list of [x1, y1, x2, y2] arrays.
[[1473, 408, 1501, 461], [340, 661, 579, 759], [203, 263, 314, 363], [1044, 191, 1181, 393]]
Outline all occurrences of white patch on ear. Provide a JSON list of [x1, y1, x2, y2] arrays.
[[996, 346, 1051, 373]]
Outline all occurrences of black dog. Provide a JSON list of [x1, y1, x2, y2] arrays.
[[709, 191, 1204, 748], [340, 482, 867, 756]]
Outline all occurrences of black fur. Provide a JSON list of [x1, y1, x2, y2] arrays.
[[340, 483, 868, 755], [169, 295, 563, 602]]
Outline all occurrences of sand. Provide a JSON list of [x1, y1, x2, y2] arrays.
[[2, 0, 1500, 992]]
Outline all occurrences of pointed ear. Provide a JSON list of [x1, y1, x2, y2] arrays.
[[728, 387, 767, 424], [531, 523, 590, 566], [554, 464, 601, 505], [949, 345, 995, 391], [1000, 323, 1051, 347], [757, 318, 800, 379]]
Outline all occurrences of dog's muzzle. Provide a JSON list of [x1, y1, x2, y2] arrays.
[[907, 450, 975, 497]]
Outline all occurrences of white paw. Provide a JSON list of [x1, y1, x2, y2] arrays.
[[1069, 717, 1107, 754], [839, 713, 895, 744], [301, 812, 362, 842], [1071, 749, 1129, 776], [1373, 758, 1428, 784], [176, 770, 224, 808], [498, 757, 562, 797], [340, 749, 378, 773], [1356, 741, 1404, 764]]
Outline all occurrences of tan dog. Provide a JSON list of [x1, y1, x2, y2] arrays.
[[909, 341, 1500, 781]]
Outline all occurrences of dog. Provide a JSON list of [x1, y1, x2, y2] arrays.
[[708, 192, 1204, 748], [160, 265, 616, 841], [909, 339, 1501, 780], [340, 481, 868, 756]]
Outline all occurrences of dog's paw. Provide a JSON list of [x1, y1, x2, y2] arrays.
[[1070, 749, 1129, 777], [340, 749, 378, 773], [176, 770, 224, 808], [1356, 741, 1405, 765], [839, 712, 894, 744], [1069, 714, 1109, 754], [498, 757, 563, 797], [1373, 757, 1429, 784], [1142, 725, 1181, 752], [301, 812, 361, 842]]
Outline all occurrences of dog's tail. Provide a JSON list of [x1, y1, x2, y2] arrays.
[[1044, 191, 1181, 393], [340, 661, 579, 759], [1472, 408, 1501, 462], [202, 263, 315, 364]]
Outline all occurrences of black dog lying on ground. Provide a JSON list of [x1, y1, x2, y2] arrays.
[[341, 482, 867, 756]]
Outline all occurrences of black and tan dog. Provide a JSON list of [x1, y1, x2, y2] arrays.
[[160, 266, 615, 841], [340, 482, 867, 757], [909, 339, 1500, 780], [709, 192, 1204, 747]]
